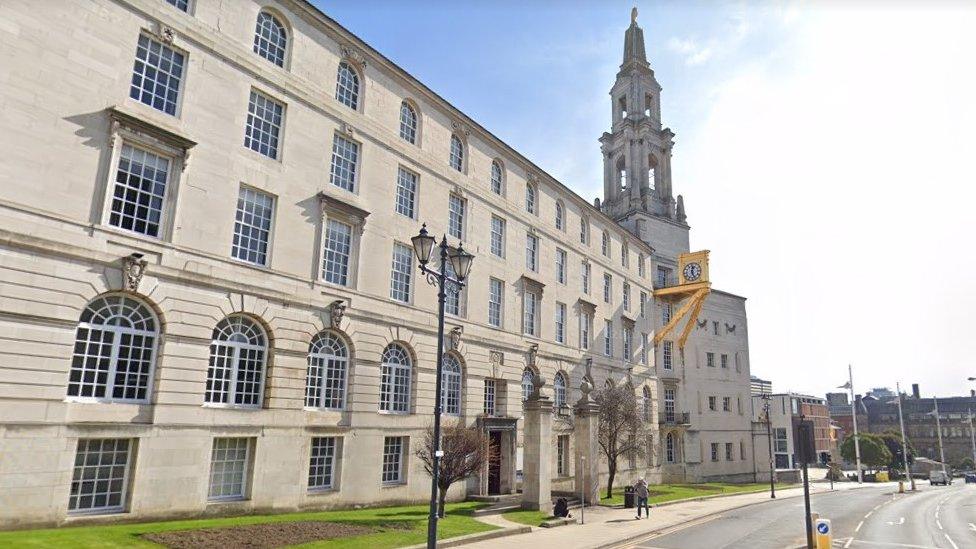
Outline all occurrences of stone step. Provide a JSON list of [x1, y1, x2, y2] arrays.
[[471, 503, 522, 517]]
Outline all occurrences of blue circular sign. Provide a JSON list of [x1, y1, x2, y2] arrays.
[[817, 522, 830, 534]]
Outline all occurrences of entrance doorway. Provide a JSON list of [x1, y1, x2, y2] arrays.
[[488, 431, 502, 494]]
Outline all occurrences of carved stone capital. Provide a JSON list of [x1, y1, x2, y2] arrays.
[[451, 120, 470, 136], [328, 300, 346, 330], [449, 326, 463, 351], [340, 45, 367, 69]]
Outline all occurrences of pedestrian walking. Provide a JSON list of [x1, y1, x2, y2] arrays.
[[634, 477, 650, 519]]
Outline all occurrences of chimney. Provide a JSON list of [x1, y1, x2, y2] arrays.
[[971, 389, 975, 398], [911, 383, 920, 399]]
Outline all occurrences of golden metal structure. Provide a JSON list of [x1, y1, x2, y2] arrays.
[[653, 251, 711, 350]]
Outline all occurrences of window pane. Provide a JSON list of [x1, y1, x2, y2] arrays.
[[308, 437, 337, 490], [69, 439, 132, 514], [448, 194, 464, 239], [109, 144, 169, 237], [400, 103, 417, 143], [395, 168, 417, 218], [488, 278, 503, 327], [232, 187, 274, 265], [205, 316, 267, 407], [129, 35, 184, 115], [306, 332, 348, 409], [449, 135, 464, 171], [329, 135, 359, 192], [322, 219, 352, 285], [244, 90, 283, 159], [209, 438, 249, 500], [382, 436, 404, 484], [253, 12, 287, 67], [389, 244, 412, 303], [491, 161, 503, 194], [335, 62, 359, 109]]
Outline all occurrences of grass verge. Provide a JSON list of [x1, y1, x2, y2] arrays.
[[499, 509, 552, 527], [600, 482, 795, 507], [0, 501, 496, 549]]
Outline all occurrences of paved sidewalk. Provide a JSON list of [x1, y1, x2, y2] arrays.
[[462, 482, 893, 549]]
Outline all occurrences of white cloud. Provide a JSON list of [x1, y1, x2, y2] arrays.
[[677, 5, 976, 397], [667, 37, 713, 66]]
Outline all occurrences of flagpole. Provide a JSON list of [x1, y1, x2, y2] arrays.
[[849, 364, 863, 483]]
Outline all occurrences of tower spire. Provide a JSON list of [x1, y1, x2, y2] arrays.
[[622, 6, 648, 70]]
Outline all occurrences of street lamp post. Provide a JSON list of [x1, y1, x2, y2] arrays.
[[410, 224, 474, 549], [891, 382, 914, 490], [839, 365, 863, 483], [929, 396, 947, 476], [761, 393, 775, 498]]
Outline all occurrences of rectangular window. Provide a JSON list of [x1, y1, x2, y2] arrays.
[[322, 219, 352, 285], [640, 291, 647, 318], [448, 194, 465, 239], [382, 436, 405, 485], [109, 144, 170, 238], [445, 262, 462, 317], [555, 302, 566, 344], [165, 0, 189, 11], [663, 303, 673, 324], [557, 435, 570, 476], [707, 352, 716, 367], [488, 278, 504, 327], [721, 354, 729, 369], [656, 266, 671, 288], [623, 328, 632, 361], [231, 187, 274, 265], [329, 134, 359, 191], [582, 262, 590, 294], [723, 396, 731, 412], [604, 319, 613, 357], [490, 216, 505, 257], [130, 35, 184, 116], [580, 312, 591, 351], [741, 441, 746, 460], [244, 90, 283, 159], [638, 255, 645, 277], [663, 341, 673, 370], [711, 443, 719, 462], [525, 234, 538, 272], [664, 388, 675, 421], [713, 321, 720, 336], [708, 396, 717, 411], [390, 243, 412, 303], [69, 439, 132, 514], [623, 282, 631, 311], [725, 442, 734, 461], [523, 291, 538, 336], [308, 437, 338, 491], [556, 248, 567, 284], [209, 438, 250, 501], [603, 274, 612, 304], [640, 333, 648, 365], [395, 167, 417, 218], [484, 379, 496, 416]]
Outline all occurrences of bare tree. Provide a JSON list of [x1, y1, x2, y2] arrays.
[[415, 419, 495, 517], [596, 383, 651, 499]]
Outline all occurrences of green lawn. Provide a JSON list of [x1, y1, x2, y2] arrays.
[[500, 508, 552, 527], [0, 502, 496, 549], [600, 482, 793, 507]]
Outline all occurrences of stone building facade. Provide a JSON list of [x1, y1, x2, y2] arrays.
[[0, 0, 755, 528]]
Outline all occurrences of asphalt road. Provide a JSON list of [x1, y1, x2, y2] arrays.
[[629, 482, 976, 549]]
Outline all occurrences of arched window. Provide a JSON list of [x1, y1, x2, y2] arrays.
[[666, 432, 677, 463], [580, 216, 589, 245], [554, 372, 567, 408], [555, 201, 564, 231], [335, 61, 360, 110], [253, 11, 287, 67], [205, 316, 267, 407], [602, 231, 611, 257], [525, 183, 536, 214], [449, 134, 464, 172], [521, 368, 535, 402], [380, 343, 411, 413], [642, 386, 651, 422], [491, 160, 503, 195], [399, 102, 417, 144], [441, 354, 463, 416], [67, 294, 158, 402], [305, 332, 348, 410]]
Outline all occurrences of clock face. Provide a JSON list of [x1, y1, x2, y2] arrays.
[[683, 262, 702, 282]]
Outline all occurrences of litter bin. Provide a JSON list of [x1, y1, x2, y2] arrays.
[[623, 486, 635, 508]]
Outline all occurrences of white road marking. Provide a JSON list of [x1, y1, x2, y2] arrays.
[[945, 534, 959, 549], [968, 522, 976, 531], [885, 517, 905, 526], [856, 520, 864, 532], [843, 536, 855, 549], [865, 511, 873, 518], [849, 540, 947, 548], [936, 519, 943, 530]]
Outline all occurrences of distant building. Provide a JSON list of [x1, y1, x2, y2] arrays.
[[866, 387, 895, 399], [752, 393, 833, 469], [751, 376, 773, 396]]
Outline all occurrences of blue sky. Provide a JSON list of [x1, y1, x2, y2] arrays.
[[315, 1, 976, 400]]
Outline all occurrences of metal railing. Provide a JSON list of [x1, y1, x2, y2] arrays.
[[659, 411, 691, 425]]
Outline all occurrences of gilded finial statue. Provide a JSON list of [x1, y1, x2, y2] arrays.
[[631, 6, 638, 24]]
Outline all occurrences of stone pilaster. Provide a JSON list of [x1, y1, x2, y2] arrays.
[[521, 395, 553, 513], [574, 382, 601, 506]]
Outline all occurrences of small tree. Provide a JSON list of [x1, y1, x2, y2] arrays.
[[958, 457, 975, 471], [415, 419, 494, 518], [595, 383, 650, 499], [840, 433, 891, 473], [877, 431, 915, 471]]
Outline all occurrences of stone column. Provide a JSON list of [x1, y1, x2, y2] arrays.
[[574, 380, 601, 505], [521, 377, 553, 513]]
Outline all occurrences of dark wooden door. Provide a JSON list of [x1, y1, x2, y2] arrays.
[[488, 431, 502, 494]]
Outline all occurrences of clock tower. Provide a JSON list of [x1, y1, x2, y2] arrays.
[[599, 9, 690, 259]]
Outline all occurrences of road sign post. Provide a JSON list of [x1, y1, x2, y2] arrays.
[[815, 519, 832, 549]]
